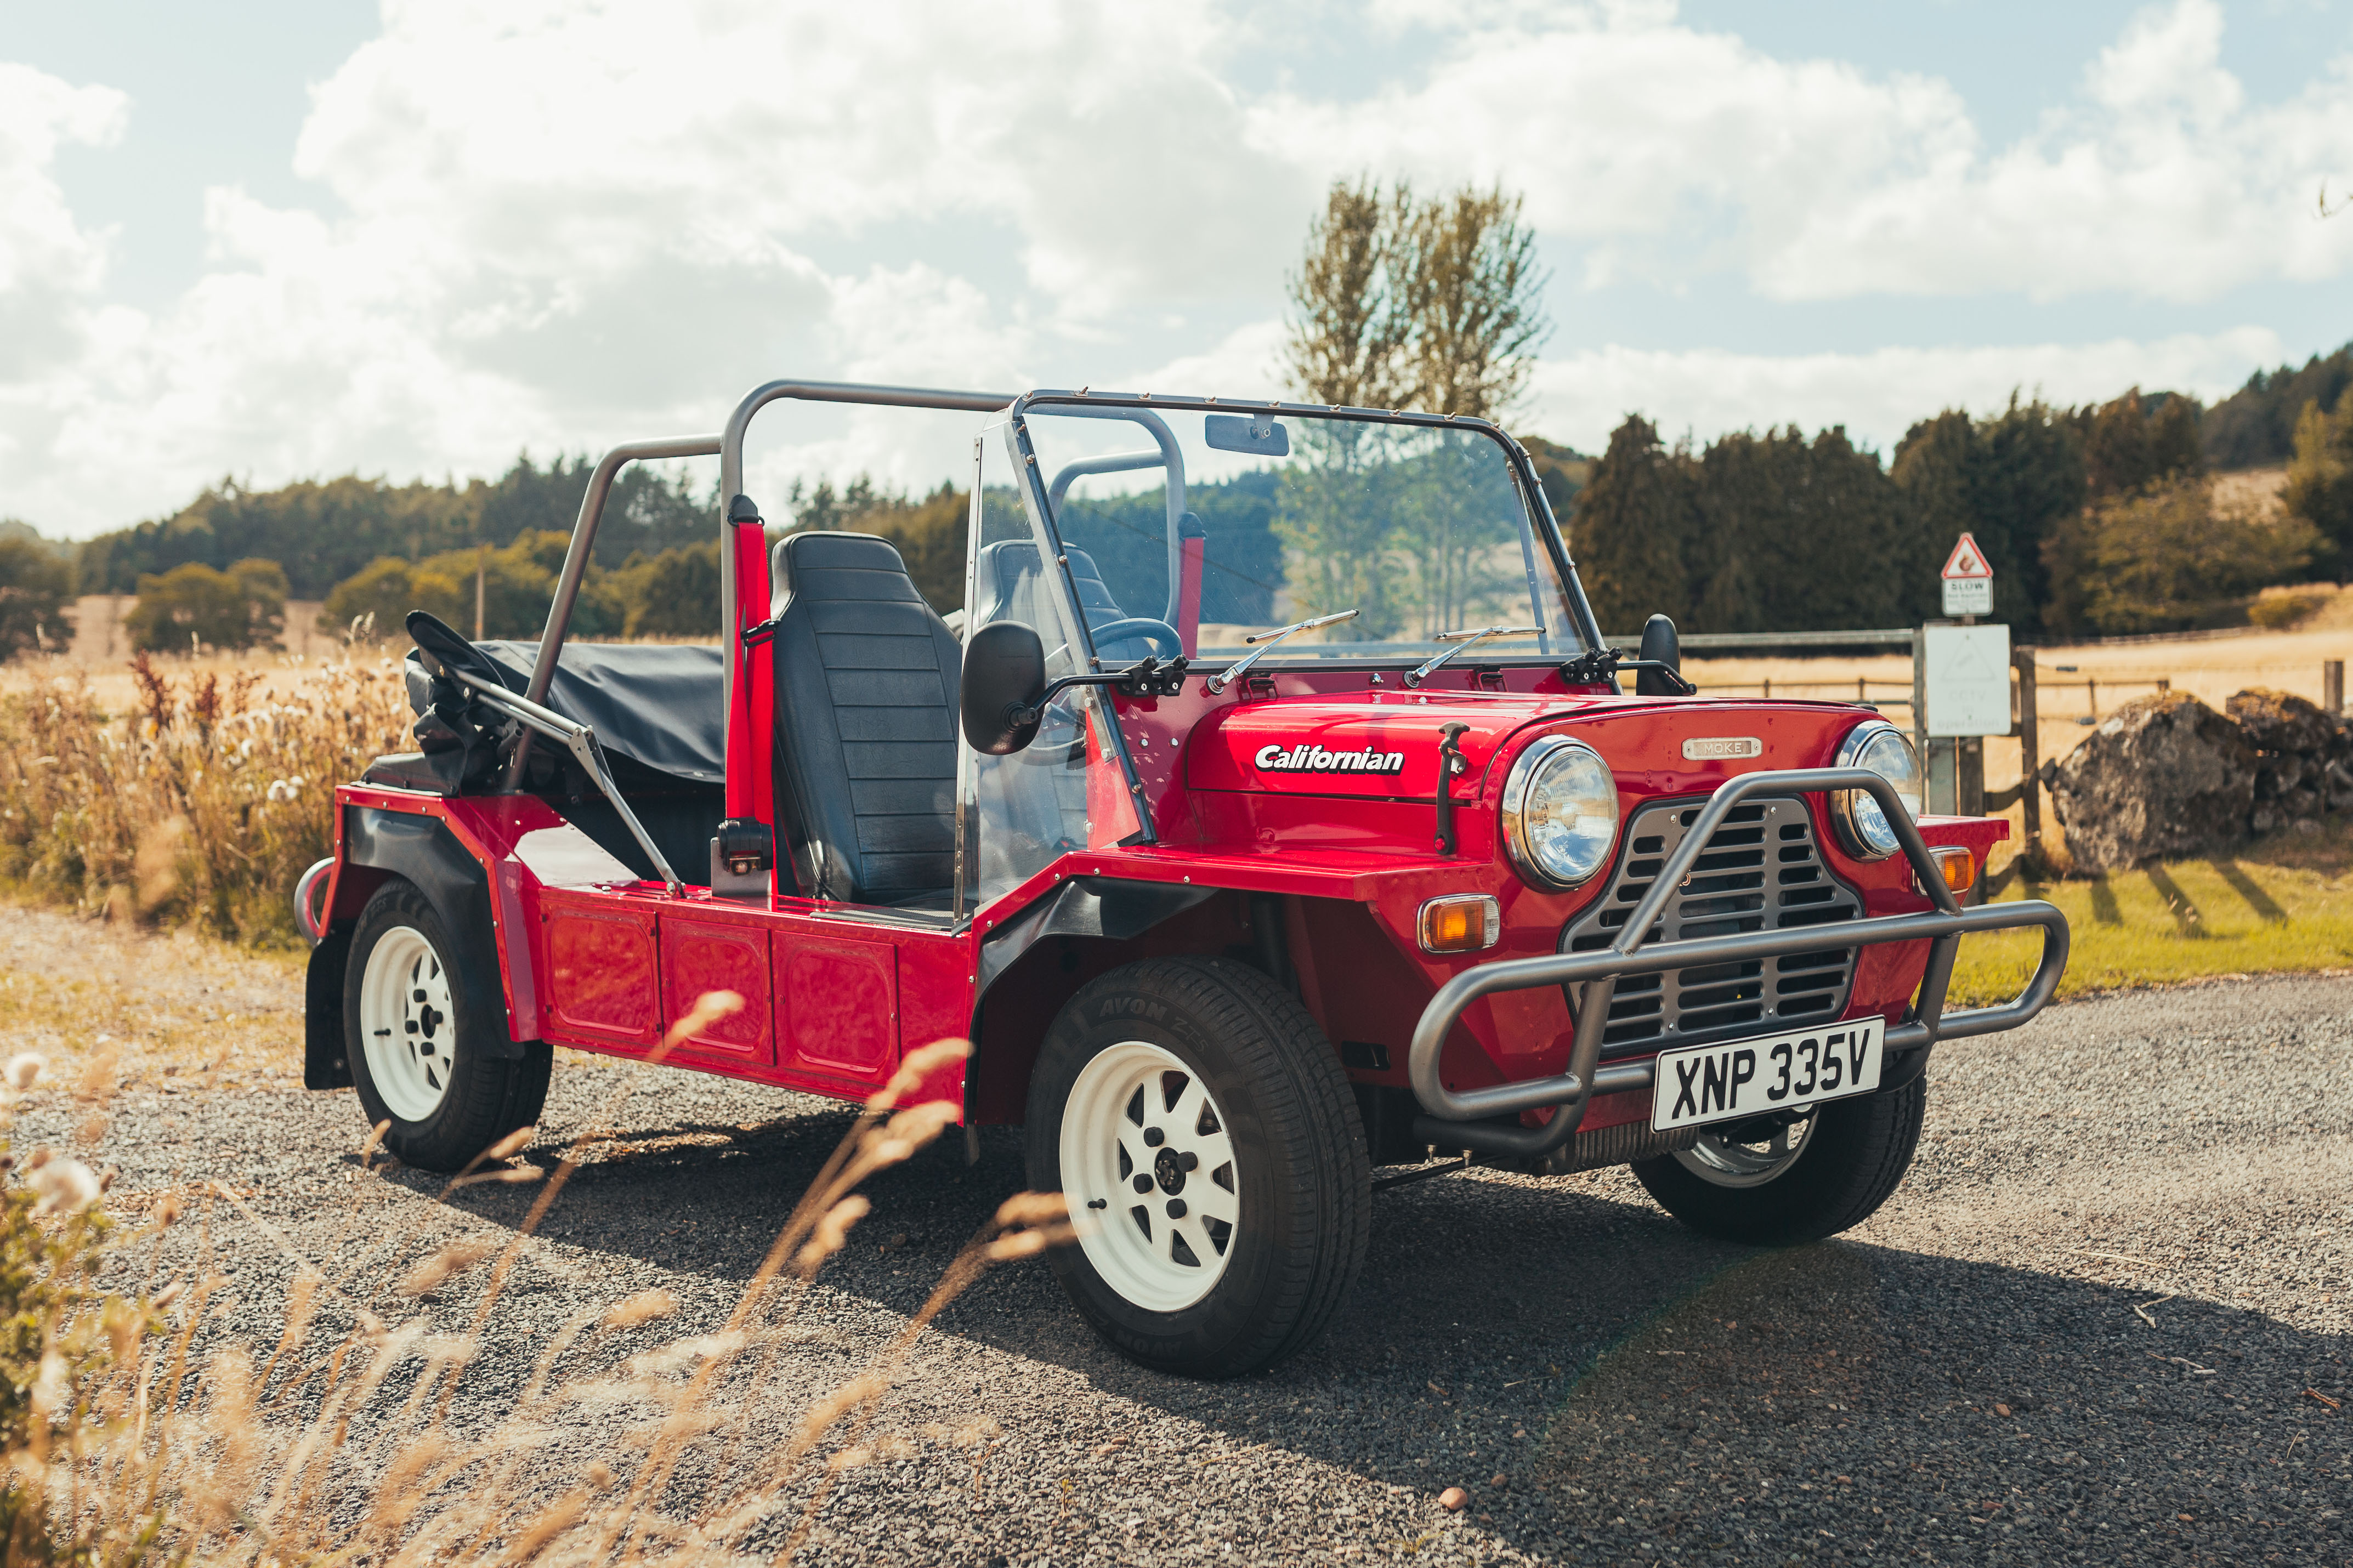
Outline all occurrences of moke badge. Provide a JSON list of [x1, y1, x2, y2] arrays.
[[1681, 736, 1763, 762]]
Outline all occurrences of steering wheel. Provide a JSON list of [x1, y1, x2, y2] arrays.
[[1088, 618, 1184, 660]]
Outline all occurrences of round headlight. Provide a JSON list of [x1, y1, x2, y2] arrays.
[[1501, 737, 1619, 888], [1832, 721, 1921, 859]]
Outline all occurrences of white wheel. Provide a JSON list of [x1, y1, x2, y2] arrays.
[[359, 924, 457, 1123], [1059, 1039, 1240, 1313], [1671, 1111, 1818, 1189]]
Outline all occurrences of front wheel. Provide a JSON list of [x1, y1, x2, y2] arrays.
[[1630, 1074, 1928, 1245], [345, 878, 550, 1173], [1026, 956, 1369, 1377]]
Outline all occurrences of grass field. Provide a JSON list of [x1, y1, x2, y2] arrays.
[[1949, 816, 2353, 1005]]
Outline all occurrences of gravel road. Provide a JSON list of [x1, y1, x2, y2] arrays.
[[23, 968, 2351, 1565]]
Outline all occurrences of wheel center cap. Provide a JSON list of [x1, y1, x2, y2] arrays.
[[1153, 1148, 1186, 1195]]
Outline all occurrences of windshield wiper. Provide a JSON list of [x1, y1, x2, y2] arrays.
[[1404, 625, 1544, 689], [1205, 609, 1359, 694]]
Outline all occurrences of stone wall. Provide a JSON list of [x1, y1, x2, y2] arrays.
[[2038, 688, 2348, 872], [2229, 688, 2353, 833]]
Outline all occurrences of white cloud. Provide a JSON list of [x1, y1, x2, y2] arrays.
[[1254, 0, 2353, 303], [2, 1, 2350, 537], [0, 63, 125, 476], [1524, 327, 2286, 456]]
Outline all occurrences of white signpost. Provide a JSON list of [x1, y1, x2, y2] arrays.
[[1923, 623, 2011, 737], [1940, 532, 1993, 616]]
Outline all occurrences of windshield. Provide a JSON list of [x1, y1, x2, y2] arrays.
[[1003, 399, 1590, 670]]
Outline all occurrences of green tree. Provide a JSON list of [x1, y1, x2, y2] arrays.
[[1394, 185, 1550, 420], [853, 485, 971, 613], [0, 535, 74, 661], [1279, 178, 1551, 638], [2282, 387, 2353, 578], [2065, 478, 2320, 634], [1571, 415, 1701, 633], [1891, 394, 2084, 634], [77, 455, 716, 600], [124, 558, 286, 652], [2201, 342, 2353, 470], [611, 541, 722, 637], [1517, 436, 1589, 524], [1284, 178, 1416, 411], [780, 478, 974, 615], [1284, 177, 1550, 419], [318, 530, 618, 643], [2077, 388, 2202, 501], [1689, 425, 1913, 632]]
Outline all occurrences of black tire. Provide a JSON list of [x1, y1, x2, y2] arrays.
[[1630, 1075, 1928, 1245], [1025, 956, 1369, 1377], [344, 878, 551, 1173]]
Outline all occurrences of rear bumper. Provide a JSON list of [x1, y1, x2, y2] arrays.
[[1407, 766, 2069, 1160]]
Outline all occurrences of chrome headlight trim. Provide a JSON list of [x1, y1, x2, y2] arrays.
[[1830, 719, 1921, 860], [1500, 735, 1620, 889]]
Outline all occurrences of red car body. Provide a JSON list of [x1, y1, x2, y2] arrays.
[[315, 675, 2005, 1137]]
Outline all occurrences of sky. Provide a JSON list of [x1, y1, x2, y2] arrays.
[[4, 0, 2352, 538]]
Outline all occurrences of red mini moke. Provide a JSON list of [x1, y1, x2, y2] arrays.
[[300, 381, 2068, 1376]]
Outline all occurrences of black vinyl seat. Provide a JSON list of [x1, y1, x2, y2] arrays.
[[767, 531, 961, 908], [972, 542, 1159, 662]]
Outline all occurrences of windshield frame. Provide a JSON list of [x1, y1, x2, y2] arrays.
[[1001, 389, 1605, 673]]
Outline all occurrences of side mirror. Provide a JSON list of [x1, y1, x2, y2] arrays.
[[1635, 613, 1683, 697], [961, 620, 1047, 755]]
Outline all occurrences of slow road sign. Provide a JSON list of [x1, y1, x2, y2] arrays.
[[1940, 532, 1991, 617]]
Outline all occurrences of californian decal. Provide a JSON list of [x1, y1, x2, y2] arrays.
[[1253, 742, 1406, 776]]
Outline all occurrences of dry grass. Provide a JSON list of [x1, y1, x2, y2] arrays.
[[0, 899, 304, 1099], [0, 1006, 1071, 1567], [0, 649, 412, 944]]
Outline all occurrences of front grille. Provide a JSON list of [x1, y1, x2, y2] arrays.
[[1559, 797, 1863, 1056]]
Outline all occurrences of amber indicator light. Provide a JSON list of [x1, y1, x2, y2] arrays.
[[1926, 846, 1977, 895], [1417, 894, 1501, 955]]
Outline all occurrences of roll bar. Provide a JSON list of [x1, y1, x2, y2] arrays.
[[716, 382, 1012, 804], [503, 434, 721, 788], [502, 382, 1013, 797]]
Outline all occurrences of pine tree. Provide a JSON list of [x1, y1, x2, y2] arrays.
[[2283, 387, 2353, 580], [1891, 395, 2083, 635], [1573, 416, 1700, 633]]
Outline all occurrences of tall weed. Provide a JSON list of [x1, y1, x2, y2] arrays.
[[0, 654, 411, 944], [4, 1011, 1067, 1564]]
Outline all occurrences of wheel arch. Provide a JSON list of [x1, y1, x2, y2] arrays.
[[307, 806, 523, 1093], [963, 879, 1391, 1126]]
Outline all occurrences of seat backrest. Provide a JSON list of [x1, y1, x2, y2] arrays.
[[767, 532, 961, 903], [972, 541, 1155, 661]]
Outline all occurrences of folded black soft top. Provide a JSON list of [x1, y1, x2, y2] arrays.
[[405, 640, 727, 786]]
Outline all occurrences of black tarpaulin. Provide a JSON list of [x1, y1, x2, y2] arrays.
[[405, 640, 729, 786]]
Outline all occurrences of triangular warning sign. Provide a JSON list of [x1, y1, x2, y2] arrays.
[[1940, 532, 1991, 580]]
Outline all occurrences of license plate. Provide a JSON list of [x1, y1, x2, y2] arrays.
[[1650, 1019, 1884, 1132]]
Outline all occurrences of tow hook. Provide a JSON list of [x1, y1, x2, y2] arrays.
[[1435, 723, 1470, 855]]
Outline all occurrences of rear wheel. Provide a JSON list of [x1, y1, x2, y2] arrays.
[[1026, 956, 1368, 1377], [1631, 1075, 1927, 1245], [345, 879, 549, 1173]]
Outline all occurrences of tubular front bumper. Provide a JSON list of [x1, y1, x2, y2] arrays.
[[1406, 768, 2069, 1159]]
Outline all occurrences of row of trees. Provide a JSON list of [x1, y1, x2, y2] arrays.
[[1574, 383, 2329, 638], [77, 454, 712, 602]]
